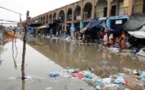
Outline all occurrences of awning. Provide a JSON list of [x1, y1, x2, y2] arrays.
[[80, 18, 106, 33], [28, 23, 41, 27], [123, 13, 145, 31], [85, 18, 105, 29], [128, 25, 145, 38], [106, 15, 129, 28], [38, 25, 49, 29]]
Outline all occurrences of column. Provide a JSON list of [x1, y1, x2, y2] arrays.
[[91, 0, 95, 19], [80, 0, 83, 21], [116, 0, 120, 15], [128, 0, 134, 15], [107, 0, 111, 17], [65, 8, 67, 31], [72, 4, 74, 22]]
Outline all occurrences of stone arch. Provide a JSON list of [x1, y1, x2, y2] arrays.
[[95, 0, 107, 17], [83, 2, 92, 19], [112, 0, 125, 15], [46, 15, 48, 24], [49, 14, 52, 23], [43, 16, 45, 24], [53, 13, 56, 21], [67, 8, 72, 21], [41, 17, 43, 23], [74, 5, 81, 20], [58, 10, 65, 22]]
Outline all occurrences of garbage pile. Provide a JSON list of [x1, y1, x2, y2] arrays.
[[48, 68, 145, 90]]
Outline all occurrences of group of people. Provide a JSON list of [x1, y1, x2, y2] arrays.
[[103, 29, 127, 49]]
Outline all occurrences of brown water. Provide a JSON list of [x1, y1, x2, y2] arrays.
[[0, 36, 145, 90], [0, 38, 95, 90], [28, 37, 145, 76]]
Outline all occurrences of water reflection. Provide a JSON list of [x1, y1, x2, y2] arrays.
[[28, 37, 145, 76], [0, 44, 7, 66], [12, 38, 18, 69], [21, 80, 25, 90]]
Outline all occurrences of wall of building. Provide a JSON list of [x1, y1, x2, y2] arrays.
[[32, 0, 136, 26], [133, 0, 143, 13]]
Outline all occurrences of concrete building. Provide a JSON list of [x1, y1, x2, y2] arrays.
[[31, 0, 145, 31]]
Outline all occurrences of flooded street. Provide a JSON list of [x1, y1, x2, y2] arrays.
[[28, 37, 145, 76], [0, 38, 95, 90], [0, 36, 145, 90]]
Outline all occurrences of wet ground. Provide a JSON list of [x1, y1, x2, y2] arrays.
[[27, 36, 145, 76], [0, 35, 145, 90]]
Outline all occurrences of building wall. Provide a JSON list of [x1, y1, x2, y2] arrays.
[[32, 0, 135, 26], [133, 0, 143, 13]]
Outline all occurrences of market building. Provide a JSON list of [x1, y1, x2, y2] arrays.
[[31, 0, 144, 31]]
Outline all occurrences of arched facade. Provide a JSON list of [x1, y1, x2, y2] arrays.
[[53, 12, 56, 22], [32, 0, 134, 27], [83, 2, 92, 20], [49, 14, 52, 23], [95, 0, 107, 17], [58, 10, 65, 22], [46, 15, 48, 24], [67, 8, 72, 21], [74, 5, 81, 21], [43, 15, 45, 24]]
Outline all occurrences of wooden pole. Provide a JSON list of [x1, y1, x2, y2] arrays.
[[21, 11, 29, 80]]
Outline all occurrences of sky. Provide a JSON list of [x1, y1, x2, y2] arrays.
[[0, 0, 79, 26]]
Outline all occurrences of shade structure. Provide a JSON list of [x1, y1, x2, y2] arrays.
[[123, 13, 145, 31], [80, 18, 106, 33], [128, 25, 145, 39], [106, 15, 129, 28], [28, 23, 41, 27], [128, 31, 145, 39]]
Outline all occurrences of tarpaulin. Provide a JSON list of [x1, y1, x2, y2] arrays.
[[128, 25, 145, 38], [106, 15, 128, 28], [123, 13, 145, 31], [85, 18, 105, 29]]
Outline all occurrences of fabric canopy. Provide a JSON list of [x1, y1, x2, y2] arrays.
[[106, 15, 128, 28], [85, 18, 105, 29], [128, 25, 145, 38], [123, 13, 145, 31], [128, 31, 145, 39], [80, 18, 106, 33], [28, 23, 41, 27], [38, 25, 49, 29]]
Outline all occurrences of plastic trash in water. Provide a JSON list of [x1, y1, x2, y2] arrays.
[[125, 80, 131, 85], [102, 78, 113, 84], [139, 71, 145, 81], [96, 85, 101, 90], [131, 47, 139, 54], [84, 71, 93, 79], [95, 77, 102, 85], [8, 77, 17, 80], [48, 72, 59, 77], [114, 76, 125, 84], [104, 84, 119, 88], [46, 87, 53, 90], [72, 73, 84, 79]]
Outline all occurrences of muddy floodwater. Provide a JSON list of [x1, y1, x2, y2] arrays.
[[0, 36, 145, 90]]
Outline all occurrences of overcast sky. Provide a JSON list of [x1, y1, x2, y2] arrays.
[[0, 0, 79, 25]]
